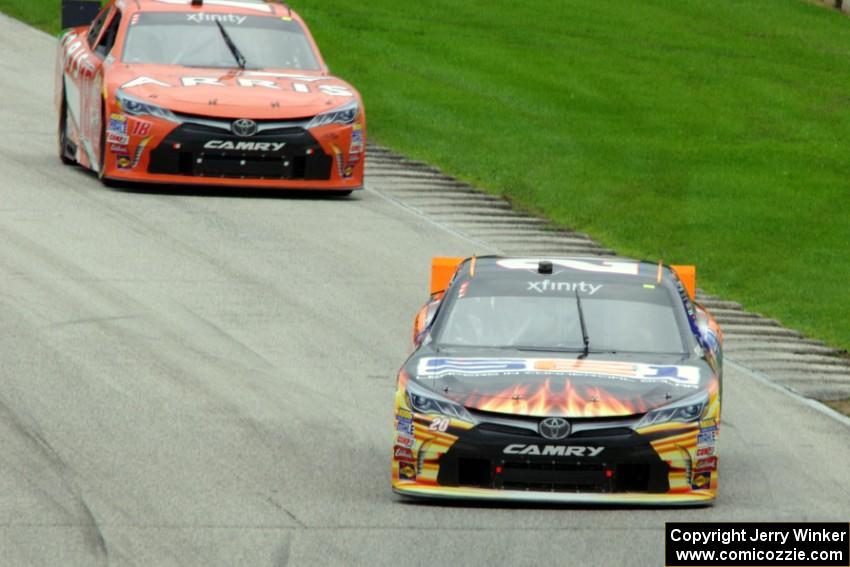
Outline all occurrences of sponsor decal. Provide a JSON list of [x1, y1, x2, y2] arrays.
[[237, 78, 281, 90], [185, 13, 247, 24], [395, 433, 415, 448], [393, 446, 414, 460], [318, 85, 354, 97], [116, 155, 132, 170], [350, 124, 363, 154], [694, 456, 717, 472], [526, 280, 602, 295], [416, 357, 701, 387], [107, 132, 130, 145], [697, 430, 718, 446], [497, 258, 640, 275], [108, 113, 128, 136], [203, 141, 286, 152], [342, 153, 360, 179], [696, 445, 715, 457], [131, 119, 152, 136], [398, 461, 416, 480], [397, 408, 412, 420], [181, 77, 226, 87], [396, 415, 414, 435], [418, 358, 527, 377], [243, 72, 330, 82], [121, 75, 353, 97], [63, 35, 90, 79], [503, 444, 604, 457], [696, 423, 718, 458], [121, 76, 171, 89], [691, 471, 711, 490], [109, 144, 129, 154]]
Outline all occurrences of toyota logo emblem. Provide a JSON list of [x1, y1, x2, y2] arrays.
[[539, 417, 571, 440], [231, 118, 257, 137]]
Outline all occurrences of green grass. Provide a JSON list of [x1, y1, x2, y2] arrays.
[[0, 0, 65, 32], [4, 0, 849, 352], [826, 398, 850, 418]]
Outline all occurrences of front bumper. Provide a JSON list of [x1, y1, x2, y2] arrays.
[[394, 484, 715, 506], [391, 402, 720, 506], [147, 123, 334, 181], [101, 111, 364, 190]]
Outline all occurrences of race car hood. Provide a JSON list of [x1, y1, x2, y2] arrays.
[[108, 65, 357, 120], [407, 351, 714, 418]]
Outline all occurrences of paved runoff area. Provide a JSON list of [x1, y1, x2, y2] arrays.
[[0, 12, 848, 567]]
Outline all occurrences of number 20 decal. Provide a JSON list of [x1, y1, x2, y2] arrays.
[[429, 417, 450, 432]]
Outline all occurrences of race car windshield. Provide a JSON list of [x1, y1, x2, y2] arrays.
[[435, 280, 688, 354], [122, 12, 320, 70]]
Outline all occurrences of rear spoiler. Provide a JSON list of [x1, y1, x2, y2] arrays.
[[430, 257, 465, 295], [430, 257, 698, 300], [62, 0, 100, 30], [670, 265, 697, 300]]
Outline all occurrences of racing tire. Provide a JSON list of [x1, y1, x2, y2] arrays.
[[58, 93, 76, 165]]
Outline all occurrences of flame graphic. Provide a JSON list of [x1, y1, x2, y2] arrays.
[[460, 378, 648, 418]]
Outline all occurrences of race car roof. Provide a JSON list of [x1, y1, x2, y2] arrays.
[[435, 256, 694, 297], [125, 0, 294, 17]]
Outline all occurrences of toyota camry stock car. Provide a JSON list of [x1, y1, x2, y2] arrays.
[[55, 0, 365, 193], [392, 256, 724, 505]]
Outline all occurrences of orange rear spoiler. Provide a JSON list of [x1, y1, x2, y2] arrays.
[[670, 265, 696, 300], [430, 257, 466, 295]]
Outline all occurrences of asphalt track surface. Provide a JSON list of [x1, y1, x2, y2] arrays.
[[1, 14, 849, 567]]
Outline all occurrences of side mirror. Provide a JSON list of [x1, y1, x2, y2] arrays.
[[412, 298, 441, 347], [62, 0, 100, 29]]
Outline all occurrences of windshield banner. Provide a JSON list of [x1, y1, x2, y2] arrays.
[[416, 357, 701, 387]]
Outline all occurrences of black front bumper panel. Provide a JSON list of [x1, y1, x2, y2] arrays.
[[148, 124, 333, 180], [436, 425, 669, 494]]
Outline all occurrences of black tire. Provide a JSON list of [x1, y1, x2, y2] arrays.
[[58, 92, 76, 165], [328, 190, 353, 197]]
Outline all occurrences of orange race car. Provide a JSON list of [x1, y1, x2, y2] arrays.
[[56, 0, 365, 194]]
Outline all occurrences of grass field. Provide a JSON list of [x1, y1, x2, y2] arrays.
[[3, 0, 849, 352]]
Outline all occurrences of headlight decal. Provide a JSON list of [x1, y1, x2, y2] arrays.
[[635, 391, 709, 429], [406, 379, 475, 423], [116, 89, 180, 123], [306, 100, 359, 129]]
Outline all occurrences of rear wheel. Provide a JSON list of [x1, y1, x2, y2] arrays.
[[58, 93, 76, 165]]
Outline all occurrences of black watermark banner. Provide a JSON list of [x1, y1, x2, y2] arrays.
[[666, 523, 849, 567]]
